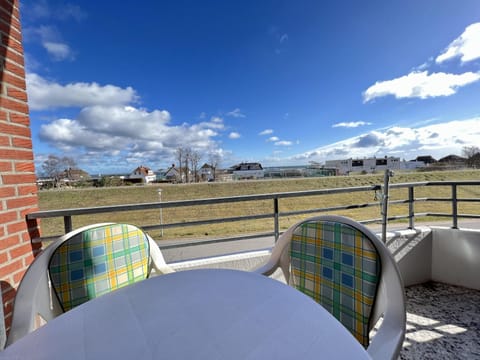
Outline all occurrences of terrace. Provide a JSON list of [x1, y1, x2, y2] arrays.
[[19, 177, 480, 358], [1, 2, 479, 357]]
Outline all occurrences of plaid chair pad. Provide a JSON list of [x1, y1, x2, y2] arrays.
[[290, 220, 380, 347], [49, 224, 150, 312]]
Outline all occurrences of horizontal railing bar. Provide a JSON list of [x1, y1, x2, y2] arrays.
[[424, 197, 480, 202], [280, 201, 382, 217], [389, 180, 480, 188]]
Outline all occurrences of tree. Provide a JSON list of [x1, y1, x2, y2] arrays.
[[208, 151, 222, 181], [175, 147, 186, 183], [41, 155, 78, 185], [190, 151, 201, 182], [184, 147, 192, 183], [462, 146, 480, 168]]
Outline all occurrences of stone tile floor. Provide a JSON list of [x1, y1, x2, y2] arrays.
[[400, 282, 480, 359]]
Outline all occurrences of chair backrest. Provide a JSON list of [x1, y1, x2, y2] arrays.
[[6, 223, 174, 346], [255, 215, 405, 359], [289, 219, 380, 347], [48, 223, 150, 312]]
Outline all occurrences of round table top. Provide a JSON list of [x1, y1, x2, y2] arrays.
[[3, 269, 371, 360]]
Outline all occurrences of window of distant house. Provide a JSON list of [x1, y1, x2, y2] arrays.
[[352, 160, 363, 167], [376, 159, 387, 166]]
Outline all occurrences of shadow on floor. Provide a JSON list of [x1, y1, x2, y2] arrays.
[[401, 282, 480, 360]]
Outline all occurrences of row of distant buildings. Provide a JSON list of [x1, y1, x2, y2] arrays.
[[37, 154, 471, 187], [324, 154, 467, 175]]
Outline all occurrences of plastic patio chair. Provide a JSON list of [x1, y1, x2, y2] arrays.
[[255, 215, 406, 360], [6, 223, 174, 346]]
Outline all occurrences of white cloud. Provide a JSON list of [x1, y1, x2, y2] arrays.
[[39, 105, 223, 170], [332, 121, 372, 128], [226, 108, 246, 118], [229, 132, 241, 139], [275, 140, 293, 146], [291, 117, 480, 163], [25, 0, 87, 22], [436, 23, 480, 64], [25, 25, 75, 61], [267, 136, 279, 142], [259, 129, 273, 135], [363, 71, 480, 102], [43, 41, 72, 61], [27, 73, 138, 110]]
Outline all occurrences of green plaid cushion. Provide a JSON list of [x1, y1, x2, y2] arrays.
[[290, 220, 380, 347], [49, 224, 150, 312]]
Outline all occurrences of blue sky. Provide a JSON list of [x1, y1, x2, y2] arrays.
[[21, 0, 480, 174]]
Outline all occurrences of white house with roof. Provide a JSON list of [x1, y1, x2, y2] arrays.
[[325, 157, 403, 175], [229, 162, 264, 180], [129, 165, 157, 183], [199, 163, 215, 181]]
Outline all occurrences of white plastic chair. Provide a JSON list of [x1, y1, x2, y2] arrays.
[[255, 215, 406, 360], [6, 223, 174, 346]]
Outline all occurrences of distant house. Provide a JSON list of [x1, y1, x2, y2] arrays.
[[415, 155, 437, 165], [199, 163, 215, 181], [163, 164, 181, 183], [229, 162, 264, 180], [60, 168, 90, 182], [438, 155, 466, 166], [129, 165, 156, 184]]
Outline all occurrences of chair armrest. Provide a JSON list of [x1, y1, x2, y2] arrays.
[[367, 262, 406, 359], [147, 236, 175, 275]]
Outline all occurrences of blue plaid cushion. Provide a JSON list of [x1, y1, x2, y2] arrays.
[[49, 224, 150, 311], [290, 220, 380, 347]]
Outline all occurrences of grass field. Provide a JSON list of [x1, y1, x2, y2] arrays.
[[37, 169, 480, 241]]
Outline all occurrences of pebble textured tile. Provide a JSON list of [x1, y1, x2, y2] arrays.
[[401, 282, 480, 360]]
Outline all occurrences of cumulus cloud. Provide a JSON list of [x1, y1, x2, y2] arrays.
[[27, 73, 138, 110], [259, 129, 273, 135], [363, 71, 480, 102], [229, 132, 241, 139], [354, 133, 384, 148], [436, 23, 480, 64], [290, 118, 480, 163], [43, 41, 72, 61], [39, 105, 223, 169], [332, 121, 372, 128], [267, 136, 279, 142], [226, 108, 246, 118]]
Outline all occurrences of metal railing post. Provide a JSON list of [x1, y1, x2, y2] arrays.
[[274, 197, 279, 241], [64, 216, 72, 233], [452, 184, 458, 229], [408, 186, 415, 229], [381, 169, 393, 243]]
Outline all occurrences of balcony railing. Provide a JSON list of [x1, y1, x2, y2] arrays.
[[27, 179, 480, 248]]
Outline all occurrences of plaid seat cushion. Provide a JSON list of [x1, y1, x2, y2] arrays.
[[49, 224, 150, 312], [290, 220, 380, 347]]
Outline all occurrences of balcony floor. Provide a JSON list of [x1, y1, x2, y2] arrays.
[[401, 282, 480, 359]]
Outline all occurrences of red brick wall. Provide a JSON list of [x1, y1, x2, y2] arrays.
[[0, 0, 41, 333]]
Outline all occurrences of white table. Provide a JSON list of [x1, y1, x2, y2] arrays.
[[2, 269, 371, 359]]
